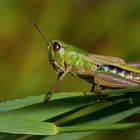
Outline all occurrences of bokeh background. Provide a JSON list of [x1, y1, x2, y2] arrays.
[[1, 0, 140, 100]]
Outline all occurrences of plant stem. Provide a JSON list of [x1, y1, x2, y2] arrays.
[[58, 122, 140, 133]]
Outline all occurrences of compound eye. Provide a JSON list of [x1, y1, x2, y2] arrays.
[[52, 42, 61, 52]]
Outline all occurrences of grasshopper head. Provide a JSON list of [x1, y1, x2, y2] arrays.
[[47, 40, 66, 70], [33, 23, 88, 71], [33, 23, 66, 70], [48, 40, 89, 71]]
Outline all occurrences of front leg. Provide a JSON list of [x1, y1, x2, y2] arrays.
[[43, 66, 72, 103]]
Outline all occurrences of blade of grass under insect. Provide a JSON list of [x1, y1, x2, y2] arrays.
[[1, 85, 140, 113], [0, 93, 99, 121], [0, 92, 91, 113]]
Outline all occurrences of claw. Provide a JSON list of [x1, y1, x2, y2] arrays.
[[103, 96, 117, 103], [43, 91, 52, 104]]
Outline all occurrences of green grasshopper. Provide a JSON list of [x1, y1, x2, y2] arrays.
[[34, 23, 140, 103]]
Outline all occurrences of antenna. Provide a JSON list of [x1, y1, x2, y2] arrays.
[[33, 22, 51, 46]]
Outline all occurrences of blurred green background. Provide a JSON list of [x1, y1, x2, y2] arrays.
[[1, 0, 140, 100]]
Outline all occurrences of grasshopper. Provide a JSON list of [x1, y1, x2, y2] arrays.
[[34, 23, 140, 103]]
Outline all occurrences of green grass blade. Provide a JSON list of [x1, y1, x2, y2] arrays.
[[0, 92, 92, 113], [0, 86, 140, 138], [0, 117, 57, 135], [55, 98, 140, 125], [1, 85, 140, 113], [0, 95, 44, 113], [0, 93, 99, 121], [54, 99, 115, 125]]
